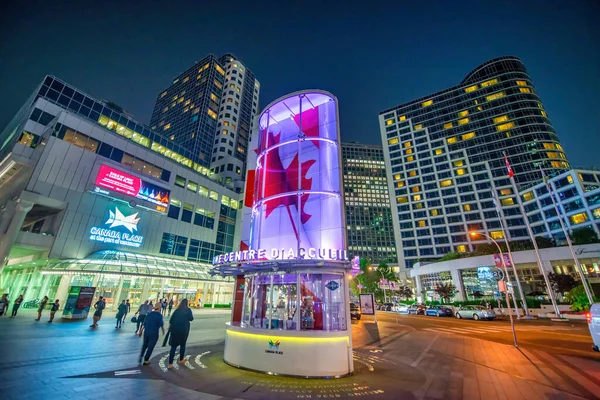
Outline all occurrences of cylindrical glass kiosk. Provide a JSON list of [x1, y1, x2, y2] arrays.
[[212, 90, 353, 378]]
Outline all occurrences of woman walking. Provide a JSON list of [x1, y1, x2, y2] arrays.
[[0, 294, 9, 316], [11, 295, 24, 318], [167, 299, 194, 370], [115, 300, 127, 329], [35, 296, 49, 321]]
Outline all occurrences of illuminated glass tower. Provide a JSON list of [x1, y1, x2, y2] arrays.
[[341, 143, 396, 264], [378, 56, 571, 270], [150, 54, 259, 188]]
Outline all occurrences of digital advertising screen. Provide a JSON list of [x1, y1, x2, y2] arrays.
[[94, 164, 170, 209]]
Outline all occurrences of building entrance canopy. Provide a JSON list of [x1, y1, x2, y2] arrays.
[[42, 250, 229, 282]]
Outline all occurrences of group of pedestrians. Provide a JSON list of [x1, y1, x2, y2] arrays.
[[1, 293, 195, 370], [138, 298, 194, 369], [0, 293, 60, 321]]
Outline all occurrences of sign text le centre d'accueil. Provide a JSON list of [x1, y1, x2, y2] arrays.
[[212, 247, 348, 265]]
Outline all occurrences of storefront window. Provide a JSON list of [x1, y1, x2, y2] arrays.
[[242, 272, 346, 331]]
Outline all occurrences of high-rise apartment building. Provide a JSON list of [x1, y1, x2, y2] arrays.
[[150, 53, 260, 188], [378, 56, 571, 270], [342, 143, 397, 264]]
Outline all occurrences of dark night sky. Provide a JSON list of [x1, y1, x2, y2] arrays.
[[1, 1, 598, 167]]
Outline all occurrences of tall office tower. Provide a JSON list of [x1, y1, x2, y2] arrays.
[[378, 56, 571, 270], [342, 143, 397, 265], [150, 53, 260, 188]]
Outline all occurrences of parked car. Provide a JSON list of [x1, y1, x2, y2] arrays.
[[455, 306, 495, 321], [587, 303, 599, 352], [380, 302, 394, 311], [408, 304, 426, 315], [425, 305, 454, 317], [350, 303, 361, 320], [396, 304, 410, 314]]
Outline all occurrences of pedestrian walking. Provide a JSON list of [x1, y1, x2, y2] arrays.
[[0, 294, 9, 317], [116, 300, 127, 329], [36, 296, 49, 321], [48, 299, 60, 322], [90, 296, 106, 327], [167, 298, 194, 370], [135, 300, 151, 333], [162, 298, 167, 315], [10, 295, 24, 318], [138, 304, 165, 365], [168, 298, 174, 316], [123, 299, 131, 323]]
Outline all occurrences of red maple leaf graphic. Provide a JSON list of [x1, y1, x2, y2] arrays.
[[293, 107, 321, 148], [256, 130, 316, 238]]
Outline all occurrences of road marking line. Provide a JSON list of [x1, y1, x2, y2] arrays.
[[114, 370, 141, 376], [183, 355, 194, 369], [411, 332, 440, 367], [194, 351, 210, 369], [159, 355, 168, 372]]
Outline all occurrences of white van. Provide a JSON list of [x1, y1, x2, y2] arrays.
[[588, 303, 600, 352]]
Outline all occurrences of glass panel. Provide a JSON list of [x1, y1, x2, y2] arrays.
[[299, 273, 345, 331]]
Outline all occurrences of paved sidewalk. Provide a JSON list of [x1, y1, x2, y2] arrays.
[[1, 312, 599, 399]]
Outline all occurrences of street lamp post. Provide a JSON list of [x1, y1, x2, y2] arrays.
[[470, 231, 518, 348]]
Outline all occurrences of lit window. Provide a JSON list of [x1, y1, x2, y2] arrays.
[[163, 123, 171, 131], [456, 168, 466, 176], [463, 204, 471, 211], [214, 79, 223, 89], [405, 148, 413, 155], [465, 85, 477, 93], [160, 91, 167, 98], [404, 141, 412, 148], [522, 191, 534, 201], [394, 173, 402, 180], [570, 212, 589, 225], [458, 118, 469, 125], [500, 188, 512, 196], [414, 124, 423, 130], [490, 231, 504, 239], [480, 78, 498, 88], [453, 160, 464, 167], [496, 122, 515, 131], [399, 115, 406, 121], [222, 130, 227, 135], [551, 161, 561, 168], [409, 170, 417, 177], [412, 186, 420, 193], [501, 198, 515, 206], [397, 196, 408, 204], [215, 64, 225, 76], [447, 137, 458, 144], [440, 179, 452, 187], [435, 148, 443, 155], [396, 181, 405, 188], [418, 220, 426, 227], [388, 138, 399, 145], [541, 110, 547, 117], [422, 100, 433, 107], [386, 119, 393, 126], [431, 209, 439, 216], [547, 152, 560, 159], [519, 88, 532, 94], [493, 115, 508, 124], [458, 110, 469, 118], [461, 132, 475, 140], [406, 155, 415, 162], [413, 194, 422, 201], [567, 175, 574, 184], [207, 109, 217, 119], [456, 245, 467, 253], [210, 93, 218, 101], [486, 92, 505, 101], [516, 80, 527, 86], [415, 203, 424, 209], [443, 122, 453, 129], [223, 121, 230, 127]]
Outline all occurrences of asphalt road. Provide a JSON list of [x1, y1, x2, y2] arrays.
[[371, 310, 599, 360]]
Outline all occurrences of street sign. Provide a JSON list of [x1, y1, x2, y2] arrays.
[[493, 253, 512, 268], [498, 280, 507, 292]]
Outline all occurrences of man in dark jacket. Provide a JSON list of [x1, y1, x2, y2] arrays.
[[138, 304, 164, 365], [116, 300, 127, 329]]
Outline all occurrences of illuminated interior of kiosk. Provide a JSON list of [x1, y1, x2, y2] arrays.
[[241, 271, 347, 331]]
